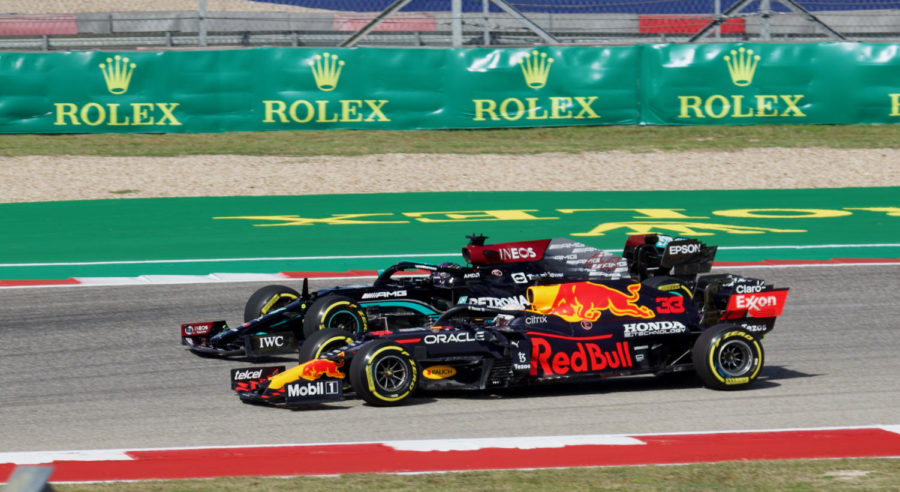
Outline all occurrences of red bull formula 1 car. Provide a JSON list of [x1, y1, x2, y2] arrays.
[[183, 234, 689, 359], [231, 235, 789, 407]]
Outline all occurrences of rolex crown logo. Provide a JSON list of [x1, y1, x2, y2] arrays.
[[723, 47, 760, 87], [309, 52, 345, 92], [519, 50, 554, 90], [99, 55, 136, 95]]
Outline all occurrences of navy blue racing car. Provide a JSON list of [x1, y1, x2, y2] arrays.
[[230, 235, 788, 407]]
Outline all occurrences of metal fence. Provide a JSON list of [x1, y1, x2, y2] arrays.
[[1, 0, 898, 51]]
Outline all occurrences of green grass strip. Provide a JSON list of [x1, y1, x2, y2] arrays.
[[2, 125, 899, 156]]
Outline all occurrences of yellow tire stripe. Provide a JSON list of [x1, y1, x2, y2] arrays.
[[366, 346, 416, 403], [261, 293, 297, 315]]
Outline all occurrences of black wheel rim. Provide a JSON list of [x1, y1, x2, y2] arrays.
[[373, 354, 409, 393], [325, 309, 362, 332], [718, 339, 753, 377]]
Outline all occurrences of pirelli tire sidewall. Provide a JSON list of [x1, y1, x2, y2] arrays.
[[350, 342, 417, 406], [692, 324, 764, 390], [302, 295, 368, 339], [244, 284, 300, 322]]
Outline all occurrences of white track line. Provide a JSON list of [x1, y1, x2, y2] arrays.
[[1, 243, 899, 269]]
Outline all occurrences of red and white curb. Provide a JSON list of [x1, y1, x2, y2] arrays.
[[2, 426, 899, 483], [3, 258, 900, 289]]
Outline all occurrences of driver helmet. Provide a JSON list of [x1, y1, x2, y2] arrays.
[[432, 262, 460, 288]]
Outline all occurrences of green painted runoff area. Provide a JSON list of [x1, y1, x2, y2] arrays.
[[1, 188, 898, 280]]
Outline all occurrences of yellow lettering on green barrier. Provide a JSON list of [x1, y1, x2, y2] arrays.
[[262, 100, 288, 123], [471, 97, 600, 122], [890, 94, 900, 117], [558, 209, 708, 219], [779, 95, 805, 117], [714, 209, 852, 219], [574, 97, 600, 119], [260, 99, 389, 124], [54, 103, 79, 125], [316, 100, 338, 123], [525, 97, 547, 120], [550, 97, 573, 119], [755, 95, 779, 117], [341, 100, 363, 122], [156, 103, 181, 125], [678, 96, 703, 119], [571, 222, 806, 237], [107, 104, 128, 126], [676, 94, 806, 119], [473, 99, 498, 121], [364, 100, 389, 121], [52, 102, 181, 126], [404, 210, 557, 223], [214, 214, 408, 227], [291, 101, 315, 123]]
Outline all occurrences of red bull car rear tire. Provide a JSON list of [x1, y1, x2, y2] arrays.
[[301, 295, 368, 339], [244, 285, 300, 322], [692, 324, 764, 390], [350, 342, 417, 406]]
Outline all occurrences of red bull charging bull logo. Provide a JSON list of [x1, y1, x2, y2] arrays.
[[298, 358, 345, 381], [527, 282, 655, 322]]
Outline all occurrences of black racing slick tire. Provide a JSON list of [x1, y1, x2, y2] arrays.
[[301, 295, 368, 339], [299, 328, 356, 390], [244, 285, 300, 322], [298, 328, 355, 363], [692, 324, 764, 390], [350, 342, 417, 406]]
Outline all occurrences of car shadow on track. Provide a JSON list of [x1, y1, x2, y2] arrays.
[[416, 365, 818, 403], [283, 396, 440, 411]]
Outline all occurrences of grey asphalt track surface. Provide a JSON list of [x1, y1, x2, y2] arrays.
[[1, 265, 898, 453]]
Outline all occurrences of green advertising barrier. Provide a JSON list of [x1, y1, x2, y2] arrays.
[[0, 46, 639, 133], [0, 42, 897, 133], [640, 42, 900, 125], [1, 188, 898, 279]]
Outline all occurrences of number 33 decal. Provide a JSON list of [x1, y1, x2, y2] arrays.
[[656, 296, 685, 314]]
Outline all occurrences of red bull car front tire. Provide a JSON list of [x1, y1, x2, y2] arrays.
[[350, 342, 418, 406]]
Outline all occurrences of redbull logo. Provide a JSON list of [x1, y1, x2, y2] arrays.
[[298, 358, 346, 381], [266, 357, 346, 390], [527, 282, 655, 322], [530, 337, 633, 376]]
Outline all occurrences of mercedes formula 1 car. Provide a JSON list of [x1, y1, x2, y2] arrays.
[[183, 234, 695, 359], [231, 235, 789, 407]]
